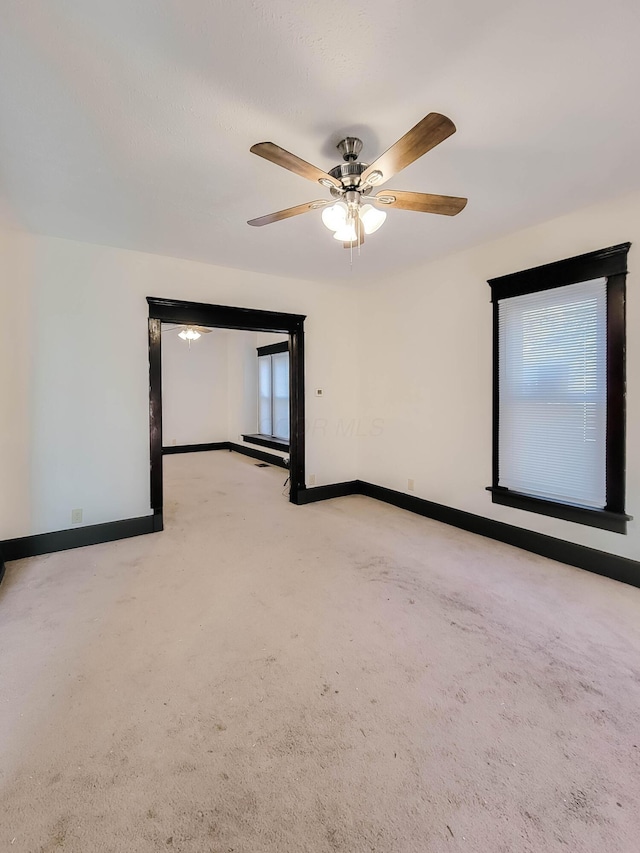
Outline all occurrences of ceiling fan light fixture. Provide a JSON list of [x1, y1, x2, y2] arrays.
[[178, 328, 201, 342], [321, 201, 348, 232], [333, 219, 359, 242], [358, 204, 387, 234]]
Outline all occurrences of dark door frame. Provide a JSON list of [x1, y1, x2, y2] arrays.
[[147, 297, 306, 524]]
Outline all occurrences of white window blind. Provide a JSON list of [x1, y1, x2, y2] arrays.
[[257, 351, 289, 440], [258, 354, 272, 435], [498, 277, 607, 509]]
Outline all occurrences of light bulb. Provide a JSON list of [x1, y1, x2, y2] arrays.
[[333, 220, 358, 242], [359, 204, 387, 235], [321, 202, 348, 232], [179, 328, 201, 341]]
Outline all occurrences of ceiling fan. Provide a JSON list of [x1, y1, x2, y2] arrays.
[[247, 112, 467, 248], [162, 324, 213, 347]]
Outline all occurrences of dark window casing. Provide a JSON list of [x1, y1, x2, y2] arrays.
[[487, 243, 631, 534], [257, 341, 288, 357]]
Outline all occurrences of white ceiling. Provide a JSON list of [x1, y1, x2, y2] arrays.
[[1, 0, 639, 281]]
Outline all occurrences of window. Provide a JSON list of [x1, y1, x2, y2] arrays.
[[487, 243, 630, 534], [257, 341, 290, 441]]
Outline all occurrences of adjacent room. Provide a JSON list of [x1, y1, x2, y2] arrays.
[[161, 324, 290, 456], [1, 2, 639, 851]]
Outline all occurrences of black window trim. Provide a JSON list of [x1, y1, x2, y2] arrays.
[[487, 242, 631, 535], [257, 341, 289, 357], [256, 339, 290, 442]]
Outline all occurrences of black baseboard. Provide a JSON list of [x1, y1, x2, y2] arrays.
[[228, 442, 288, 469], [163, 441, 289, 470], [357, 481, 640, 589], [0, 513, 161, 563], [163, 442, 230, 454], [296, 481, 360, 504], [2, 461, 636, 590], [290, 479, 640, 589]]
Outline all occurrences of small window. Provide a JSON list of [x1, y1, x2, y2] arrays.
[[487, 243, 630, 534], [257, 342, 290, 441]]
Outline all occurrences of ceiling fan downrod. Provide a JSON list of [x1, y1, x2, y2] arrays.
[[336, 137, 363, 162]]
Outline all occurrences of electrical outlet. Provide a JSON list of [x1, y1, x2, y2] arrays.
[[309, 474, 316, 486], [315, 388, 323, 397], [407, 479, 415, 492], [71, 508, 83, 524]]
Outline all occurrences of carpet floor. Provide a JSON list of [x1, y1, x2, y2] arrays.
[[1, 451, 640, 852]]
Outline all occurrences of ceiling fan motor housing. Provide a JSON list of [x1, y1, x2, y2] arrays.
[[328, 136, 373, 196]]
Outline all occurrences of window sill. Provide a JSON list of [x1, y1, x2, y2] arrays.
[[486, 487, 631, 534], [242, 434, 289, 452]]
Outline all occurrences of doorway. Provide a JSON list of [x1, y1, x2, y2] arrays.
[[147, 298, 306, 528]]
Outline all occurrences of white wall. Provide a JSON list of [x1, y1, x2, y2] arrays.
[[358, 191, 640, 561], [226, 331, 259, 446], [161, 326, 229, 446], [0, 230, 359, 539], [0, 229, 32, 540]]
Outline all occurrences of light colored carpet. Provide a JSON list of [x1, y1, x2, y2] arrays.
[[1, 451, 640, 852]]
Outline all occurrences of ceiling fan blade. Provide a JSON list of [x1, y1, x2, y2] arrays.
[[167, 324, 212, 333], [360, 113, 456, 187], [250, 142, 342, 189], [374, 189, 467, 216], [248, 199, 330, 227]]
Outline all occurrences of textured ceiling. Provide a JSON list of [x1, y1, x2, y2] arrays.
[[1, 0, 640, 281]]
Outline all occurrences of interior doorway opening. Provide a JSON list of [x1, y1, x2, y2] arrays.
[[161, 326, 290, 458], [148, 298, 306, 528]]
